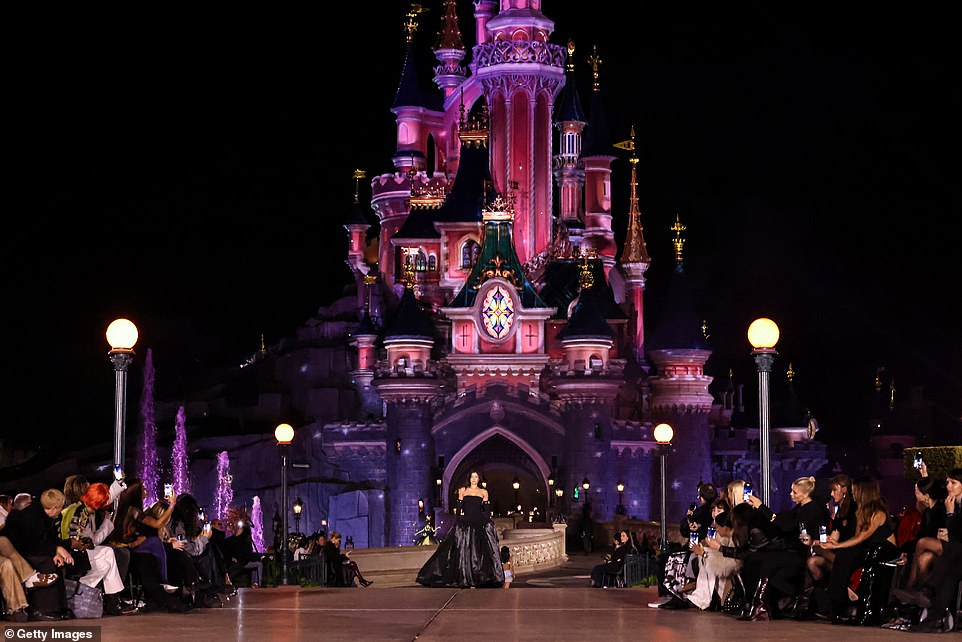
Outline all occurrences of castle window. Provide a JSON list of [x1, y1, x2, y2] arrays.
[[415, 250, 427, 272], [461, 240, 480, 268], [428, 254, 437, 271], [481, 285, 514, 339]]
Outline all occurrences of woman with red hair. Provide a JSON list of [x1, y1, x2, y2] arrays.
[[62, 481, 138, 616]]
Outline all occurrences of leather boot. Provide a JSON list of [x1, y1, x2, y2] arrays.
[[739, 577, 770, 621], [789, 585, 815, 620]]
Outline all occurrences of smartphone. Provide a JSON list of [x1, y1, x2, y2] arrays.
[[163, 483, 173, 499], [913, 451, 924, 470], [177, 533, 184, 542], [707, 526, 716, 539], [237, 520, 245, 528], [689, 532, 699, 548], [198, 508, 206, 522], [113, 465, 124, 481], [743, 482, 753, 503]]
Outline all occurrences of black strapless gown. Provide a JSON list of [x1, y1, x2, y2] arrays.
[[416, 495, 505, 588]]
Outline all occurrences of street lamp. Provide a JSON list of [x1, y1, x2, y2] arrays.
[[654, 422, 674, 554], [512, 476, 521, 511], [554, 487, 565, 523], [616, 481, 626, 515], [106, 318, 138, 472], [748, 317, 779, 506], [548, 472, 555, 507], [293, 497, 303, 534], [274, 422, 295, 585]]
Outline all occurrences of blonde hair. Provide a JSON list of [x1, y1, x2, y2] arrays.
[[792, 476, 816, 499], [728, 480, 746, 506], [40, 488, 66, 510]]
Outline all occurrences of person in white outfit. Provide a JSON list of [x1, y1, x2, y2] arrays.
[[62, 481, 137, 616], [686, 510, 743, 610]]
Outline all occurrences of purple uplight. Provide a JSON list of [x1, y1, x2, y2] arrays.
[[137, 348, 160, 506], [214, 451, 233, 523], [172, 405, 189, 496], [251, 496, 265, 553]]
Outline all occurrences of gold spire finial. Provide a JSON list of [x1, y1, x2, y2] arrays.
[[482, 192, 514, 222], [617, 126, 650, 265], [587, 44, 602, 91], [259, 334, 267, 356], [889, 380, 896, 411], [404, 3, 428, 43], [670, 213, 686, 265], [566, 39, 576, 72], [874, 366, 884, 392], [579, 250, 595, 290], [701, 319, 710, 341], [786, 362, 795, 382], [353, 169, 367, 204]]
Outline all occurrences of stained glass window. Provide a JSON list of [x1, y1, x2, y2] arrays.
[[481, 285, 514, 339]]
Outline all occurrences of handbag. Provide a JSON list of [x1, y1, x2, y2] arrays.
[[64, 578, 104, 619]]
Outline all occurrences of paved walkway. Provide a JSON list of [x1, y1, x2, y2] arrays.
[[1, 554, 916, 641]]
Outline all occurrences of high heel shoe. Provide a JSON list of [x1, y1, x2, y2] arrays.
[[359, 579, 373, 587]]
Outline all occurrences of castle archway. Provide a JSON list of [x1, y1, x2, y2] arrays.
[[443, 427, 550, 519]]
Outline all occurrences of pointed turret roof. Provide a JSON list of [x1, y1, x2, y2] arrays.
[[538, 259, 627, 321], [434, 139, 497, 223], [393, 9, 443, 112], [448, 196, 547, 309], [383, 286, 437, 340], [394, 205, 442, 239], [619, 129, 651, 263], [434, 0, 464, 51], [356, 310, 377, 336], [646, 216, 708, 351], [582, 46, 613, 157], [556, 286, 615, 340], [554, 41, 586, 123]]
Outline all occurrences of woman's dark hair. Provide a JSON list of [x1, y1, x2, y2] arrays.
[[111, 478, 144, 543], [500, 545, 510, 564], [171, 492, 201, 539], [730, 503, 754, 547], [714, 510, 733, 529], [852, 476, 888, 532], [947, 468, 962, 483], [465, 470, 482, 487], [711, 497, 731, 513]]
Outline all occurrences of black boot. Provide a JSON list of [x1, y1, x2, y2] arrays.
[[788, 585, 815, 620], [738, 577, 770, 621]]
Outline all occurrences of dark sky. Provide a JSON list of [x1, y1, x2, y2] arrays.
[[3, 2, 960, 456]]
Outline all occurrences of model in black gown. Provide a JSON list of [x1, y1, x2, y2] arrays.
[[416, 482, 505, 588]]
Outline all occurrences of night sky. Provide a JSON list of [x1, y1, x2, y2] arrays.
[[3, 3, 960, 459]]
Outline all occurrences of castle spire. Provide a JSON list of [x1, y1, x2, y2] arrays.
[[670, 213, 687, 267], [587, 44, 602, 92], [434, 0, 463, 50], [617, 126, 650, 264]]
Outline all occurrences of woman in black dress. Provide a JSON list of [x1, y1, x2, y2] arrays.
[[416, 471, 505, 588]]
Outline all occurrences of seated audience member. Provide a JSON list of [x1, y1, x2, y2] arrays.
[[12, 494, 32, 512], [110, 481, 189, 613], [892, 467, 962, 633], [590, 530, 633, 588], [805, 474, 856, 593], [901, 469, 957, 593], [326, 531, 372, 587], [0, 534, 58, 622], [688, 510, 741, 611], [0, 494, 12, 529], [62, 482, 137, 615], [220, 518, 263, 588], [3, 489, 74, 621], [168, 493, 227, 605], [813, 476, 896, 623]]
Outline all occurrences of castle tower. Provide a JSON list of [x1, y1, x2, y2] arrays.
[[616, 128, 651, 364], [580, 46, 618, 272], [474, 0, 566, 263], [548, 264, 623, 518], [553, 40, 587, 230], [645, 215, 714, 519], [432, 0, 466, 99], [350, 311, 382, 418], [373, 283, 443, 545]]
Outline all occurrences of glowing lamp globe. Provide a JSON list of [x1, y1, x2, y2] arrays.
[[617, 482, 625, 493], [274, 423, 295, 445], [653, 423, 674, 444], [106, 318, 138, 351], [748, 318, 780, 350]]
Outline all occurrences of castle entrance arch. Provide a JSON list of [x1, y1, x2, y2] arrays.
[[444, 427, 550, 519]]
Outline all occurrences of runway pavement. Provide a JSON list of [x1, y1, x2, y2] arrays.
[[1, 553, 917, 641]]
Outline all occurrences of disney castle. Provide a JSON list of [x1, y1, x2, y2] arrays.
[[114, 0, 935, 549]]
